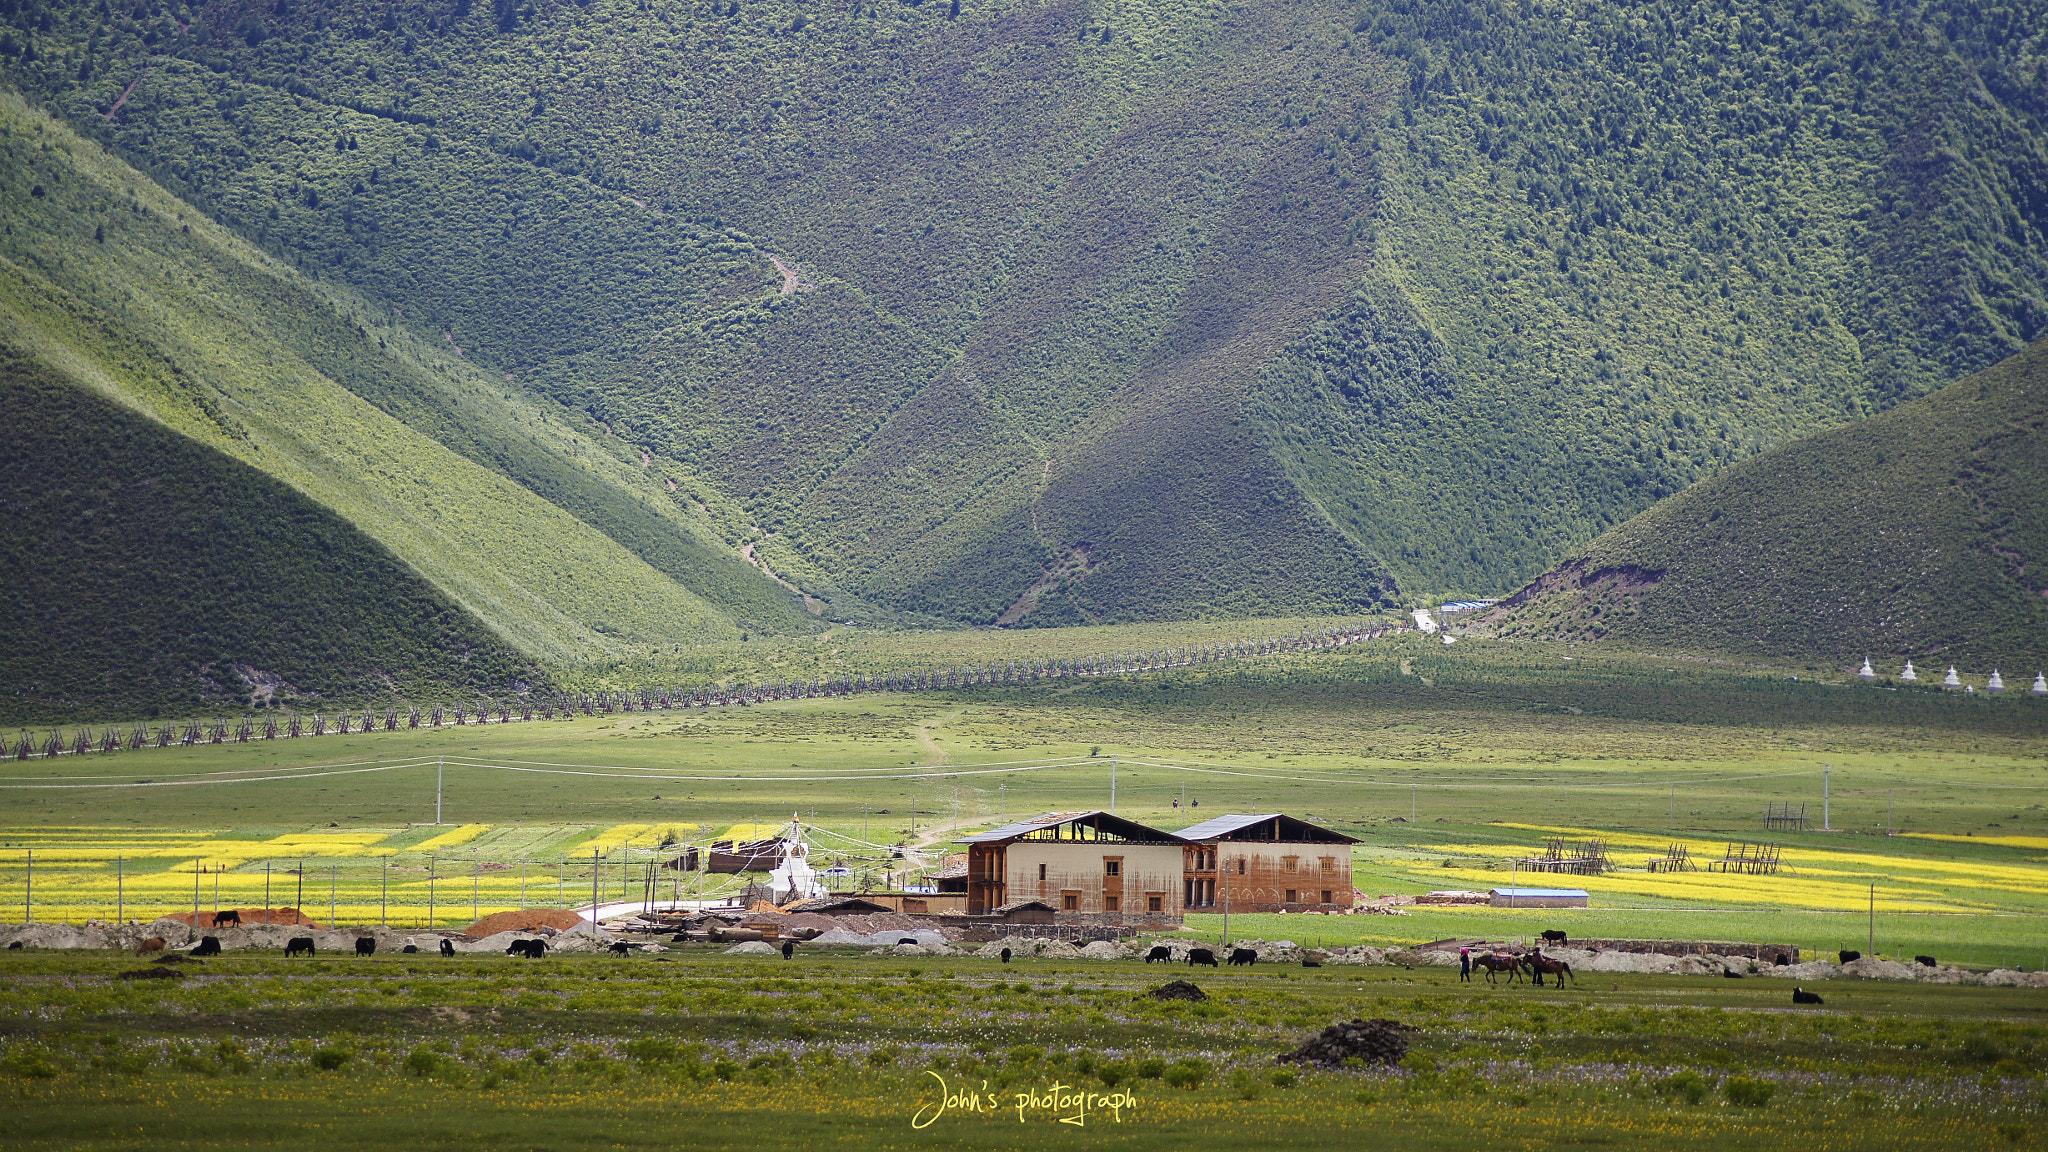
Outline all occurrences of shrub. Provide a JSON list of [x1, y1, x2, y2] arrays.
[[1136, 1057, 1166, 1079], [1096, 1060, 1133, 1088], [311, 1048, 351, 1071], [1269, 1068, 1298, 1088], [1654, 1070, 1708, 1105], [1163, 1059, 1209, 1090], [1, 1044, 62, 1079], [1723, 1076, 1776, 1107]]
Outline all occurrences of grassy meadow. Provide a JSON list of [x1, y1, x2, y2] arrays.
[[1, 947, 2044, 1151]]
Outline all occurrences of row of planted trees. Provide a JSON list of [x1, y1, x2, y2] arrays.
[[4, 623, 1405, 761]]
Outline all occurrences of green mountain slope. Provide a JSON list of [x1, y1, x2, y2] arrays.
[[3, 0, 2044, 621], [0, 348, 547, 724], [1485, 337, 2048, 668], [0, 89, 812, 687]]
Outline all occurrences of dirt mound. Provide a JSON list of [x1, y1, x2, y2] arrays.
[[162, 908, 321, 929], [118, 965, 187, 980], [1148, 980, 1208, 1002], [1279, 1018, 1418, 1068], [463, 909, 587, 938]]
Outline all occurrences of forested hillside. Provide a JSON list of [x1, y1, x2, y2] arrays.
[[2, 0, 2044, 634], [1485, 337, 2048, 668]]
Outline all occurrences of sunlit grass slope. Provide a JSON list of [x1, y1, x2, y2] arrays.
[[0, 89, 814, 714], [1488, 337, 2048, 667]]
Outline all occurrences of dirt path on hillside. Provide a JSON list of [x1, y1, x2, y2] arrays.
[[740, 538, 824, 614], [766, 255, 815, 294]]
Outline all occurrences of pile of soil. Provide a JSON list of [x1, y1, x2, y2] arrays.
[[1148, 980, 1208, 1002], [118, 966, 187, 980], [463, 909, 586, 938], [162, 908, 321, 928], [1279, 1018, 1418, 1067]]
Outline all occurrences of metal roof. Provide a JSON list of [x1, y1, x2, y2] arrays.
[[1173, 813, 1360, 844], [1174, 813, 1284, 840], [956, 810, 1178, 845]]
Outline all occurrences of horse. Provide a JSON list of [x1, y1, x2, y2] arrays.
[[1473, 952, 1523, 984], [1525, 949, 1573, 986]]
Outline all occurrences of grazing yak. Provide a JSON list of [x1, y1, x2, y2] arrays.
[[609, 941, 634, 956], [1838, 950, 1861, 965], [1774, 953, 1791, 966], [401, 945, 419, 954], [355, 938, 377, 957], [1301, 955, 1322, 968], [1540, 930, 1568, 946], [1144, 946, 1172, 963], [1186, 948, 1219, 967], [284, 937, 316, 958], [135, 937, 167, 956], [506, 939, 547, 958], [1792, 987, 1825, 1005], [897, 938, 919, 946], [192, 936, 222, 957], [212, 910, 242, 928], [1000, 948, 1012, 964], [1916, 955, 1937, 968], [1226, 948, 1257, 967], [781, 941, 795, 960], [439, 939, 456, 958], [6, 940, 20, 950], [1722, 968, 1745, 978]]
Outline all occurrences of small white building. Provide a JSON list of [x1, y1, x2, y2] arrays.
[[1857, 657, 1877, 681], [1988, 670, 2006, 693], [1943, 666, 1963, 689], [1900, 661, 1919, 682]]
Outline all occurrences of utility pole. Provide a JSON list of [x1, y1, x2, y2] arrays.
[[591, 849, 599, 924], [1868, 882, 1875, 956], [436, 756, 444, 825], [1823, 766, 1831, 831], [381, 859, 388, 927], [1887, 790, 1893, 834], [427, 856, 435, 929], [297, 858, 304, 919], [24, 848, 30, 924], [1111, 756, 1118, 815], [264, 862, 272, 925], [116, 856, 123, 925], [330, 865, 337, 927], [192, 858, 200, 925]]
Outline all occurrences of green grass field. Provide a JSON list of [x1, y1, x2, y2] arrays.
[[0, 947, 2042, 1151], [3, 641, 2044, 965]]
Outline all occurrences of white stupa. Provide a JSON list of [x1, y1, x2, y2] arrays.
[[1900, 660, 1918, 682], [2032, 672, 2048, 697], [1943, 665, 1963, 689], [1988, 669, 2005, 693], [1857, 657, 1877, 681], [767, 814, 827, 903]]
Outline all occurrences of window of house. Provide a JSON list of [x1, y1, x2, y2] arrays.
[[1320, 890, 1332, 904], [1236, 859, 1245, 875], [1147, 895, 1163, 912], [1104, 895, 1119, 911], [1061, 892, 1078, 911], [1103, 858, 1121, 877], [1038, 862, 1047, 881], [1283, 856, 1298, 873], [1320, 857, 1336, 872], [1284, 889, 1298, 904]]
